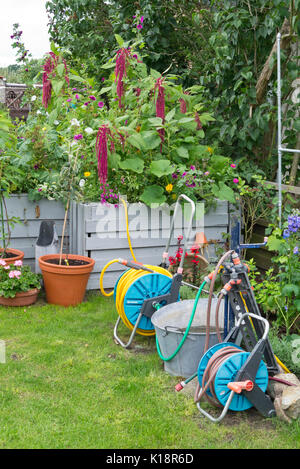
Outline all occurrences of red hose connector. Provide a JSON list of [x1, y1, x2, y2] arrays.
[[175, 381, 185, 392]]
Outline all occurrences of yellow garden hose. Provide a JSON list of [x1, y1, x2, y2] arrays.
[[114, 264, 172, 336], [239, 292, 291, 374]]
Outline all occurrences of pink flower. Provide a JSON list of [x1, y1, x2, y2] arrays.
[[230, 163, 236, 168], [0, 259, 6, 266], [140, 16, 144, 23], [75, 94, 79, 99], [9, 271, 15, 278], [89, 95, 96, 101], [14, 260, 23, 266], [204, 171, 210, 176], [98, 101, 104, 108], [233, 178, 239, 184], [74, 134, 83, 140], [137, 24, 143, 30]]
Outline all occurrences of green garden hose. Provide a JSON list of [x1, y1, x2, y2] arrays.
[[155, 280, 207, 362]]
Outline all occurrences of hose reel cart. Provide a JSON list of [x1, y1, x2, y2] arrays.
[[100, 195, 203, 348], [177, 250, 280, 423]]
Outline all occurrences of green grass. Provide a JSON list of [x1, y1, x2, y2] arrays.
[[0, 292, 299, 449]]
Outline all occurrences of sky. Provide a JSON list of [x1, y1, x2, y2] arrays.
[[0, 0, 50, 67]]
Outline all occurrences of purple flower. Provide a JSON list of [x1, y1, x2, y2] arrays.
[[133, 54, 138, 60], [75, 94, 79, 100], [283, 229, 290, 239], [34, 164, 39, 170], [293, 246, 299, 255], [137, 24, 143, 30], [140, 16, 144, 23], [101, 77, 105, 82], [98, 101, 104, 108], [38, 188, 42, 192], [181, 172, 187, 177], [190, 165, 196, 171], [67, 98, 72, 102], [172, 173, 178, 179], [74, 134, 83, 140], [89, 95, 96, 101], [204, 171, 210, 176]]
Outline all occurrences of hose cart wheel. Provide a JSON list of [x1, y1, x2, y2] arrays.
[[114, 266, 173, 336], [198, 342, 269, 411]]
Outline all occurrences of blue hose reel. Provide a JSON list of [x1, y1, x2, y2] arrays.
[[197, 342, 269, 412]]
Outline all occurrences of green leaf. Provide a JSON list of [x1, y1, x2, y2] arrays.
[[178, 117, 195, 124], [148, 117, 164, 127], [267, 236, 284, 252], [212, 182, 236, 204], [282, 284, 300, 297], [51, 79, 65, 96], [99, 86, 112, 95], [127, 133, 146, 151], [108, 152, 120, 170], [119, 157, 144, 173], [140, 185, 166, 206], [141, 131, 161, 150], [150, 160, 173, 178], [56, 63, 66, 77], [69, 73, 86, 83], [114, 34, 124, 47], [165, 109, 176, 122], [176, 146, 189, 159]]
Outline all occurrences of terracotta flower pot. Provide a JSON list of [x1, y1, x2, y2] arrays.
[[0, 288, 40, 307], [0, 248, 24, 265], [38, 254, 95, 306]]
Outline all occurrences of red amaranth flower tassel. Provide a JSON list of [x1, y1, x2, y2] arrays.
[[154, 77, 165, 149], [95, 125, 114, 184], [42, 52, 69, 108], [195, 111, 202, 130], [115, 48, 130, 108], [179, 98, 187, 114], [42, 52, 58, 108]]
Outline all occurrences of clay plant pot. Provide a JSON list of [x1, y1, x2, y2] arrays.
[[0, 288, 40, 307], [0, 248, 24, 265], [38, 254, 95, 307]]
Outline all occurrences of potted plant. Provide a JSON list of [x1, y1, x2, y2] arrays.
[[38, 139, 95, 306], [0, 259, 41, 306], [0, 110, 24, 263]]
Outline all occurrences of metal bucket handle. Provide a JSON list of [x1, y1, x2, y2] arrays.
[[162, 194, 196, 271]]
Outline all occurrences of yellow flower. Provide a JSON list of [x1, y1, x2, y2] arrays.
[[42, 127, 47, 131], [165, 183, 173, 193], [84, 171, 91, 177], [207, 146, 213, 154], [172, 193, 177, 200]]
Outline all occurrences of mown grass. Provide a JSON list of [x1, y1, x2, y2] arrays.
[[0, 291, 299, 449]]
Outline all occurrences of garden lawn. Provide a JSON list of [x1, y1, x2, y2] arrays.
[[0, 292, 299, 449]]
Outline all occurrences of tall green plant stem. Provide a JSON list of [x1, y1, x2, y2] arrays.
[[0, 194, 6, 255]]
